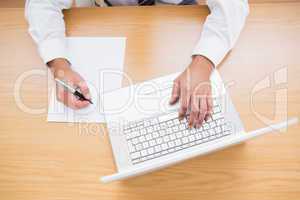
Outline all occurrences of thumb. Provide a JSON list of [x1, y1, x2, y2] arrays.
[[169, 81, 180, 105]]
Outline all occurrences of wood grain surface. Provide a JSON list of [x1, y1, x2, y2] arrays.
[[0, 3, 299, 200]]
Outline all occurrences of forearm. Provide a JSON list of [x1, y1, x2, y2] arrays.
[[193, 0, 249, 67], [25, 0, 73, 64]]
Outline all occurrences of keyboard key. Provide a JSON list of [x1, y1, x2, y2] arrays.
[[224, 131, 231, 135], [153, 125, 160, 131], [168, 148, 175, 153], [163, 135, 170, 142], [161, 150, 168, 155], [159, 130, 166, 136], [140, 129, 147, 136], [175, 139, 181, 146], [167, 121, 174, 127], [173, 119, 180, 125], [195, 139, 202, 144], [183, 130, 189, 137], [168, 141, 175, 148], [156, 137, 163, 144], [166, 128, 172, 134], [179, 124, 185, 130], [132, 137, 139, 144], [137, 121, 144, 127], [139, 135, 146, 142], [203, 131, 209, 138], [142, 141, 149, 148], [213, 112, 222, 120], [136, 143, 143, 151], [123, 129, 131, 135], [123, 124, 131, 130], [176, 131, 183, 138], [152, 131, 159, 138], [141, 149, 148, 157], [216, 119, 223, 126], [154, 145, 161, 152], [148, 147, 154, 154], [170, 134, 176, 141], [215, 126, 221, 133], [131, 152, 140, 159], [126, 134, 132, 140], [162, 143, 168, 150], [214, 106, 221, 113], [182, 137, 189, 144], [175, 146, 182, 151], [150, 118, 159, 125], [145, 134, 152, 141], [147, 127, 153, 133], [172, 126, 179, 132], [208, 129, 215, 136], [203, 123, 209, 130], [144, 120, 150, 127], [195, 133, 202, 140], [210, 121, 216, 128], [149, 139, 156, 147], [160, 123, 168, 130], [130, 123, 137, 128], [127, 142, 135, 153], [188, 135, 195, 142]]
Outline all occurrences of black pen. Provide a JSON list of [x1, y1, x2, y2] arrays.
[[55, 78, 93, 104]]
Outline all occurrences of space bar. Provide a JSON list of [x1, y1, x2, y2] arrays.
[[158, 111, 178, 122]]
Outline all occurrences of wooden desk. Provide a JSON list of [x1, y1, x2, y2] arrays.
[[0, 3, 299, 200]]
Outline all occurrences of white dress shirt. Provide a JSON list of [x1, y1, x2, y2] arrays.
[[25, 0, 249, 67]]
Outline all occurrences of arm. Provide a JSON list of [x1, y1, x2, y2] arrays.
[[170, 0, 249, 127], [25, 0, 73, 63], [193, 0, 249, 66], [25, 0, 92, 109]]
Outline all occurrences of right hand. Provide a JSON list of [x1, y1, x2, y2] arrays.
[[48, 58, 91, 110]]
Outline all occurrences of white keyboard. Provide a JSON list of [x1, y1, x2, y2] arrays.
[[123, 101, 232, 165]]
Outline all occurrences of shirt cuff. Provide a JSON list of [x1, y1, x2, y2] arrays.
[[38, 38, 68, 64], [192, 33, 230, 67]]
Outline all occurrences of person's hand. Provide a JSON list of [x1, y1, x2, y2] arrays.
[[169, 55, 214, 128], [48, 58, 91, 110]]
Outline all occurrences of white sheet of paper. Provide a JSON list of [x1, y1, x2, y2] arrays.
[[47, 37, 126, 123]]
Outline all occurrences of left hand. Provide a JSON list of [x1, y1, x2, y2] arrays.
[[169, 55, 214, 128]]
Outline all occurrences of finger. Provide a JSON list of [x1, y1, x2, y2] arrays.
[[189, 94, 200, 128], [77, 81, 91, 99], [57, 88, 89, 110], [169, 81, 180, 105], [73, 97, 90, 108], [66, 92, 90, 109], [198, 96, 208, 127], [179, 87, 190, 119], [205, 95, 213, 121]]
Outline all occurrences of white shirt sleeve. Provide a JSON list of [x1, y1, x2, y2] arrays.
[[25, 0, 73, 63], [25, 0, 95, 64], [193, 0, 249, 67]]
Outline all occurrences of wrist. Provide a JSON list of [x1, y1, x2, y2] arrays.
[[191, 55, 214, 74], [47, 58, 71, 77]]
